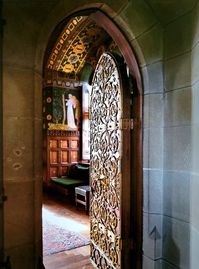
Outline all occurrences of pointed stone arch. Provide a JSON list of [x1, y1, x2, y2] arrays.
[[42, 8, 143, 269]]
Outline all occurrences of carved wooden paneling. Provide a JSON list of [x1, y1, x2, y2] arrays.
[[50, 167, 58, 178], [50, 140, 58, 148], [44, 133, 80, 186], [71, 140, 78, 148], [70, 151, 78, 163], [60, 140, 68, 148], [50, 151, 58, 164], [60, 151, 68, 163], [90, 53, 122, 269], [61, 166, 68, 176]]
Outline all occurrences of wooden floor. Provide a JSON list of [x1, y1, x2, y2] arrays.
[[43, 192, 94, 269]]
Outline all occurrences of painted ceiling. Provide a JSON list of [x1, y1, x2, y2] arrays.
[[46, 15, 111, 77], [45, 1, 196, 78]]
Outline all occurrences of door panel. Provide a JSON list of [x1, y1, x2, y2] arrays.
[[60, 140, 68, 148], [50, 151, 58, 164], [90, 53, 130, 269], [50, 139, 58, 148], [60, 151, 68, 163], [50, 167, 58, 178]]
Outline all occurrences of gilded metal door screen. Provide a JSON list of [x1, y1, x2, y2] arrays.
[[90, 53, 122, 269]]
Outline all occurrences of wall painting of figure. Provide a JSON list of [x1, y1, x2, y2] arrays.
[[43, 87, 81, 131]]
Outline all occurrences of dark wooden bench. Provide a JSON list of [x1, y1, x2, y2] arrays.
[[50, 163, 89, 195]]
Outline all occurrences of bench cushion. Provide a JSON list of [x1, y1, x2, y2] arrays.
[[68, 163, 89, 180], [50, 162, 89, 189], [51, 177, 86, 187]]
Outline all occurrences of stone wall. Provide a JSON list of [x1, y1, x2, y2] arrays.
[[2, 0, 199, 268], [119, 1, 164, 268], [162, 4, 196, 269], [190, 1, 199, 268], [2, 1, 47, 267]]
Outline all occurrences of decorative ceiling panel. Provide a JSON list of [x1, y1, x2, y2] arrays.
[[47, 16, 86, 71], [46, 16, 110, 76]]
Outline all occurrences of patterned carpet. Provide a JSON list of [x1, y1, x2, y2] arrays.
[[43, 210, 90, 256]]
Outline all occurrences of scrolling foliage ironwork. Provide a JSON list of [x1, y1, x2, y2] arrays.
[[90, 53, 122, 269]]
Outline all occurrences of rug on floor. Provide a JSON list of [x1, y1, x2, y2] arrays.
[[43, 219, 90, 256]]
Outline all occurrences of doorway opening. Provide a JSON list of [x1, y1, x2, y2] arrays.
[[42, 9, 142, 269]]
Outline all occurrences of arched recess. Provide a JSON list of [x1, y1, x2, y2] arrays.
[[42, 8, 143, 269]]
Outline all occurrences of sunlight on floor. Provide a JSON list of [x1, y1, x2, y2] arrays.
[[42, 207, 88, 233], [42, 196, 92, 269]]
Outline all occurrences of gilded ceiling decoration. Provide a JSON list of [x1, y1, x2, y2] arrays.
[[47, 16, 85, 71], [46, 15, 110, 77]]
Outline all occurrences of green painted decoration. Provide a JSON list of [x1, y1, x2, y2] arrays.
[[43, 87, 81, 131]]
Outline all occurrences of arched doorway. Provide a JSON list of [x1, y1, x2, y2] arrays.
[[42, 9, 142, 269]]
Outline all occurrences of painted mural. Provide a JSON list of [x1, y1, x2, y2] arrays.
[[43, 87, 81, 131]]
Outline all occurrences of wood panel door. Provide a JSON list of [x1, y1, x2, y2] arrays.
[[90, 53, 132, 269]]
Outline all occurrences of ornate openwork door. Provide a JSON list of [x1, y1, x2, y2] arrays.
[[90, 53, 131, 269]]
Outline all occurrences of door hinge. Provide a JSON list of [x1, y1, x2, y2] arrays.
[[120, 118, 134, 130]]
